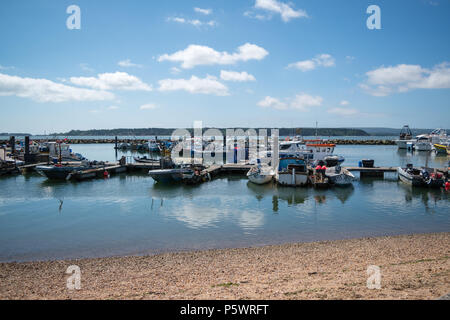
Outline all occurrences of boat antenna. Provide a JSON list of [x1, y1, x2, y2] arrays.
[[315, 121, 318, 137]]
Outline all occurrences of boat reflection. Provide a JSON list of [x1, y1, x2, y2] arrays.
[[398, 182, 448, 209], [247, 180, 355, 212]]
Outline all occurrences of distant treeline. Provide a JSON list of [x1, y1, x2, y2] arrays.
[[53, 128, 370, 137], [359, 127, 448, 136], [0, 133, 31, 136]]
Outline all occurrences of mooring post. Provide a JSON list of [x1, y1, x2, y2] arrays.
[[24, 136, 30, 164], [9, 136, 15, 154], [115, 136, 118, 149]]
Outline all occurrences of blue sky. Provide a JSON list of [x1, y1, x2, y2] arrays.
[[0, 0, 449, 134]]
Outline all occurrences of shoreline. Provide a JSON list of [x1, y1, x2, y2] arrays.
[[1, 232, 449, 300], [0, 138, 397, 145]]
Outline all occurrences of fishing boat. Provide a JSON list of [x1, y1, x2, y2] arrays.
[[148, 139, 161, 152], [310, 165, 330, 189], [247, 160, 275, 185], [264, 138, 344, 164], [36, 161, 94, 180], [397, 164, 444, 188], [395, 125, 415, 149], [275, 157, 308, 186], [148, 163, 201, 184], [47, 142, 85, 162], [134, 156, 159, 164], [325, 166, 355, 186]]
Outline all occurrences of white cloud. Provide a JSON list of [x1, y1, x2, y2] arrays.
[[107, 105, 119, 110], [194, 7, 212, 15], [158, 43, 268, 69], [328, 107, 358, 116], [257, 96, 287, 109], [0, 73, 114, 103], [340, 100, 349, 106], [220, 70, 256, 82], [254, 0, 308, 22], [290, 93, 323, 111], [167, 16, 217, 27], [288, 54, 335, 72], [170, 67, 182, 74], [257, 93, 323, 111], [79, 63, 94, 73], [361, 62, 450, 96], [140, 103, 158, 110], [70, 72, 152, 91], [118, 59, 142, 68], [0, 65, 14, 70], [158, 75, 229, 96]]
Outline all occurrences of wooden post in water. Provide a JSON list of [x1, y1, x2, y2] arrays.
[[115, 136, 118, 149], [24, 136, 30, 164], [9, 136, 15, 154]]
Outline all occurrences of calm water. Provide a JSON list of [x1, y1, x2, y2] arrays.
[[0, 145, 448, 262]]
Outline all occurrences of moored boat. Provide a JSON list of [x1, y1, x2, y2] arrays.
[[36, 162, 92, 180], [395, 125, 415, 149], [325, 166, 355, 186], [134, 156, 159, 164], [247, 161, 275, 185], [275, 157, 308, 186], [397, 164, 444, 188]]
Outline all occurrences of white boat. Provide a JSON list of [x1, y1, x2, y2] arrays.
[[247, 162, 274, 185], [414, 135, 433, 151], [395, 125, 415, 149], [264, 139, 343, 164], [276, 157, 308, 186], [325, 166, 355, 186], [148, 139, 161, 152], [398, 165, 444, 188], [47, 142, 85, 161], [429, 128, 447, 145]]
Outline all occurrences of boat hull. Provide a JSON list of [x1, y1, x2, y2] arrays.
[[415, 142, 433, 151], [248, 173, 273, 185], [36, 166, 85, 180], [326, 167, 355, 186], [276, 172, 308, 186], [434, 144, 448, 154], [396, 140, 415, 149], [148, 168, 192, 183], [397, 167, 424, 187]]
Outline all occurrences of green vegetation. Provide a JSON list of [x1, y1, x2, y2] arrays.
[[53, 127, 370, 137]]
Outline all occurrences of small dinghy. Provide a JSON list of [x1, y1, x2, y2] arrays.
[[247, 161, 274, 185], [134, 156, 159, 164], [398, 164, 444, 188], [325, 165, 355, 186]]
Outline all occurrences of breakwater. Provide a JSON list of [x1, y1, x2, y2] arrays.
[[0, 138, 397, 145]]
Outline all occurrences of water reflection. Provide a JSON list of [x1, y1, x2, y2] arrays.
[[247, 181, 356, 211], [398, 183, 448, 209]]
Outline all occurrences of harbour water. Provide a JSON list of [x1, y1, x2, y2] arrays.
[[0, 144, 448, 262]]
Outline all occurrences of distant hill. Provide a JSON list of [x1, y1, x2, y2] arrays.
[[54, 128, 370, 137], [0, 133, 32, 136], [358, 128, 448, 136]]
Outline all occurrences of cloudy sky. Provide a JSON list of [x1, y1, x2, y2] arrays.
[[0, 0, 449, 134]]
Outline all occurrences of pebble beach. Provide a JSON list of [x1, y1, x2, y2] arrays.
[[1, 232, 448, 300]]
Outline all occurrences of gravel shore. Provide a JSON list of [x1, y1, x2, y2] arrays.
[[1, 233, 449, 300]]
